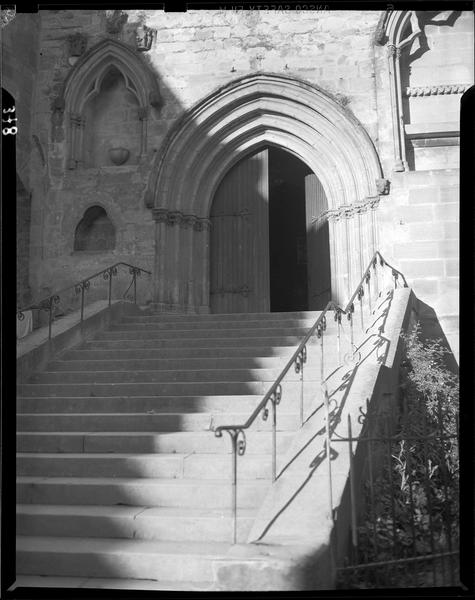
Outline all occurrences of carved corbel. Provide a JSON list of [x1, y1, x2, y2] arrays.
[[106, 10, 128, 35], [136, 24, 156, 52], [182, 215, 198, 229], [152, 208, 169, 223], [376, 178, 390, 195]]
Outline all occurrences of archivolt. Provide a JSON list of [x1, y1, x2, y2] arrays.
[[149, 73, 383, 216]]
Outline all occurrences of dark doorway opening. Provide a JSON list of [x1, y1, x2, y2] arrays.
[[269, 147, 312, 312]]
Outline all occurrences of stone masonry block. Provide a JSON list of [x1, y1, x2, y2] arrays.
[[399, 260, 445, 278], [400, 205, 434, 223], [439, 186, 459, 203], [411, 279, 439, 296], [443, 222, 459, 239], [434, 203, 459, 222], [445, 260, 459, 277], [407, 223, 444, 241], [393, 241, 440, 259], [408, 187, 439, 204], [438, 240, 459, 258]]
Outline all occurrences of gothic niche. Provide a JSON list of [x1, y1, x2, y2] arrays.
[[74, 206, 116, 251], [83, 66, 141, 168]]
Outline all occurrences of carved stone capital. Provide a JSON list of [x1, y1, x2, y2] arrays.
[[1, 7, 16, 28], [182, 214, 198, 229], [324, 196, 381, 222], [70, 113, 84, 127], [137, 106, 149, 121], [404, 83, 472, 97], [386, 44, 397, 58], [167, 211, 183, 226], [376, 178, 390, 195], [136, 24, 156, 52]]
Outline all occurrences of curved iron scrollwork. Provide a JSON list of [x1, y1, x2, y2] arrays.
[[334, 307, 343, 324], [17, 311, 25, 321], [357, 286, 364, 301], [358, 403, 368, 425], [272, 384, 282, 406], [347, 303, 355, 320], [129, 266, 142, 277], [294, 345, 307, 373], [365, 271, 371, 285], [214, 427, 247, 456], [103, 266, 118, 280], [75, 279, 90, 295]]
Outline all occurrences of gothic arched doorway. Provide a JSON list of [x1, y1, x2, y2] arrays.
[[209, 146, 331, 313]]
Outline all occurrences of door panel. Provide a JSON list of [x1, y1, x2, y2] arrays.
[[305, 174, 332, 309], [210, 148, 270, 313]]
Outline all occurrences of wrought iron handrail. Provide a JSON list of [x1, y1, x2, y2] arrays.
[[17, 262, 151, 340], [213, 250, 409, 543]]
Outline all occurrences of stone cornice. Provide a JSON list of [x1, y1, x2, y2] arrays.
[[152, 208, 211, 230], [314, 196, 381, 224], [404, 84, 471, 97]]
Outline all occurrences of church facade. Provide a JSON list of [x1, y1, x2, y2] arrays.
[[7, 8, 471, 359]]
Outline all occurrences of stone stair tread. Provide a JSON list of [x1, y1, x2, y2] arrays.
[[18, 475, 270, 486], [14, 575, 215, 591], [17, 535, 232, 556], [17, 451, 271, 459], [17, 504, 257, 519]]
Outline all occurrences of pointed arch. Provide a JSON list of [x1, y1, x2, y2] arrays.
[[60, 39, 161, 169], [148, 73, 387, 310]]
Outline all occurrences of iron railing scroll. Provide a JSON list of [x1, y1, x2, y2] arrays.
[[16, 262, 151, 341], [214, 251, 408, 544]]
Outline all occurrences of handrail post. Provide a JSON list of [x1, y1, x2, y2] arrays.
[[47, 297, 53, 340], [324, 386, 334, 521], [80, 283, 85, 323], [108, 268, 112, 307], [348, 414, 358, 561], [230, 432, 238, 544], [133, 270, 137, 304]]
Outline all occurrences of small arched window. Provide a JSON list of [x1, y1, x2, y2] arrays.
[[74, 206, 116, 251]]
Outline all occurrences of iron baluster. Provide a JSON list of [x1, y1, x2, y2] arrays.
[[270, 384, 282, 482], [365, 271, 372, 314], [372, 255, 379, 299], [383, 418, 398, 562], [44, 295, 59, 340], [214, 427, 246, 544], [347, 303, 355, 359], [334, 307, 342, 364], [422, 409, 437, 586], [324, 386, 334, 520], [103, 266, 118, 307], [347, 414, 358, 561], [294, 346, 306, 426], [392, 268, 398, 289], [357, 286, 364, 332]]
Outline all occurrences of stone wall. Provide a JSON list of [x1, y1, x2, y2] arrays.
[[2, 12, 40, 304], [9, 8, 469, 356]]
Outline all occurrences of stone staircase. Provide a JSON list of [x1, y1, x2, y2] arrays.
[[16, 310, 340, 590]]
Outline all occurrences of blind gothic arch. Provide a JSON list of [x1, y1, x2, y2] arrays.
[[57, 38, 161, 169], [148, 73, 389, 309]]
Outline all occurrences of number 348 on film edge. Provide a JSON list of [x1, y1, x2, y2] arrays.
[[2, 105, 17, 135]]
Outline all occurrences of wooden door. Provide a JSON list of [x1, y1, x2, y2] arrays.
[[305, 174, 332, 309], [210, 148, 270, 313]]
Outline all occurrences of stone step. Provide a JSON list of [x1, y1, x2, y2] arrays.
[[122, 310, 323, 323], [17, 452, 276, 480], [110, 317, 323, 331], [17, 431, 295, 455], [16, 536, 232, 581], [14, 575, 216, 591], [18, 379, 323, 398], [17, 412, 299, 432], [82, 336, 321, 350], [17, 394, 267, 414], [17, 477, 269, 508], [47, 356, 288, 372], [17, 504, 256, 543], [27, 367, 325, 385], [96, 326, 335, 341], [61, 346, 296, 361]]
